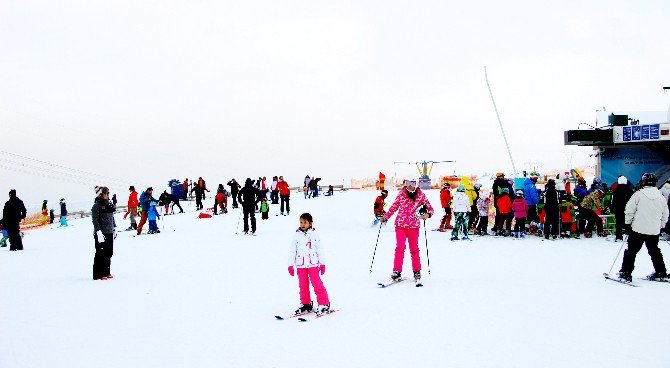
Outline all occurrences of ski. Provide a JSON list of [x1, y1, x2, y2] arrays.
[[415, 280, 424, 287], [638, 277, 670, 283], [603, 272, 638, 287], [378, 277, 407, 288], [297, 309, 339, 322], [275, 311, 313, 320]]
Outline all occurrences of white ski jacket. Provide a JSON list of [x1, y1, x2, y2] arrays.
[[288, 228, 325, 268], [452, 192, 471, 213], [625, 187, 669, 235]]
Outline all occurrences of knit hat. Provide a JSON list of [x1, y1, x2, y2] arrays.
[[617, 176, 627, 185]]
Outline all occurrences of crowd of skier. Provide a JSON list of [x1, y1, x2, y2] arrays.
[[373, 172, 670, 284]]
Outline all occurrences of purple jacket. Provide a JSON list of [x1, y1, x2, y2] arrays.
[[511, 198, 529, 219]]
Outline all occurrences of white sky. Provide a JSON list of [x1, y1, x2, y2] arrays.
[[1, 0, 670, 210]]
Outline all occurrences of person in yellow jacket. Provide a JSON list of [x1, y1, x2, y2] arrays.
[[461, 177, 479, 232]]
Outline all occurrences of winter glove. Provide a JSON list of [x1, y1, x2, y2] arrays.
[[113, 228, 117, 239], [288, 266, 295, 276], [623, 224, 632, 235], [95, 230, 103, 240], [319, 264, 326, 275]]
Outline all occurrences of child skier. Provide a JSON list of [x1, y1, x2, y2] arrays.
[[373, 190, 388, 226], [438, 182, 453, 231], [475, 196, 491, 235], [559, 193, 575, 238], [511, 190, 528, 238], [260, 197, 269, 220], [451, 184, 471, 240], [0, 222, 8, 247], [147, 201, 161, 234], [495, 188, 513, 236], [381, 178, 433, 284], [288, 213, 331, 316]]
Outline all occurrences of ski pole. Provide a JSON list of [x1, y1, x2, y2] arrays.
[[235, 209, 243, 235], [607, 234, 628, 275], [424, 219, 431, 275], [369, 221, 383, 273]]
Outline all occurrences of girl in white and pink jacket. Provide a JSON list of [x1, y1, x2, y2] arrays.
[[288, 213, 331, 316]]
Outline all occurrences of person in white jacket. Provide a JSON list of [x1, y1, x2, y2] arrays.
[[287, 213, 331, 316], [618, 173, 669, 282], [451, 184, 471, 241]]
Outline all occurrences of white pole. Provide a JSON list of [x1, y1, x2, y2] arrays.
[[485, 66, 518, 175]]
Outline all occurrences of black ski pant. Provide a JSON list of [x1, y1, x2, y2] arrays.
[[477, 215, 488, 233], [243, 206, 256, 233], [544, 210, 559, 238], [620, 231, 666, 274], [514, 217, 526, 233], [496, 213, 512, 232], [280, 194, 290, 214], [231, 192, 239, 208], [527, 205, 538, 224], [171, 199, 184, 213], [615, 211, 626, 240], [195, 194, 203, 210], [6, 226, 23, 251], [581, 208, 603, 233], [493, 204, 500, 231], [468, 205, 478, 230], [271, 190, 279, 204], [93, 233, 114, 280]]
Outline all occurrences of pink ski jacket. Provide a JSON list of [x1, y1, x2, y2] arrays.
[[511, 198, 529, 219], [383, 188, 434, 229]]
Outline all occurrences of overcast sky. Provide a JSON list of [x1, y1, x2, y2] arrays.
[[1, 0, 669, 209]]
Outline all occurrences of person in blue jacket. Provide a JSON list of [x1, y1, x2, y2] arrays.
[[136, 187, 156, 235], [147, 201, 161, 234], [523, 177, 540, 225], [573, 179, 589, 236]]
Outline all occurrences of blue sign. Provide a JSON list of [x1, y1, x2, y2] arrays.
[[601, 146, 669, 188], [650, 124, 660, 139], [641, 125, 650, 140], [632, 126, 641, 141], [623, 126, 632, 141]]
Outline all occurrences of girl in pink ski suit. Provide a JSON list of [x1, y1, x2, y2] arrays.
[[288, 213, 331, 316], [382, 179, 434, 282]]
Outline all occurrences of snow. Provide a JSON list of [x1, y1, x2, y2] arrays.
[[2, 190, 669, 368]]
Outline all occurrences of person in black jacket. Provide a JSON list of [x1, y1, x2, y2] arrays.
[[92, 186, 116, 280], [612, 176, 634, 241], [543, 179, 560, 240], [2, 189, 27, 251], [227, 179, 241, 209], [190, 185, 205, 210], [59, 198, 68, 227], [238, 178, 261, 234]]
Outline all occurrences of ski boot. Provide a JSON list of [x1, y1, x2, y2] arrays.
[[462, 235, 470, 241], [147, 230, 154, 234], [413, 270, 421, 282], [584, 232, 593, 238], [597, 231, 606, 237], [391, 270, 402, 281], [617, 271, 632, 282], [514, 231, 519, 238], [155, 229, 160, 234], [125, 226, 134, 231], [315, 303, 331, 317], [520, 232, 526, 239], [646, 271, 669, 281], [450, 235, 459, 241], [294, 302, 313, 316]]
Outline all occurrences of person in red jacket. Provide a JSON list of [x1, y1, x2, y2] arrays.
[[373, 190, 388, 224], [379, 172, 386, 191], [123, 186, 139, 231], [277, 176, 291, 216], [182, 178, 189, 200], [438, 182, 453, 231], [495, 188, 513, 236]]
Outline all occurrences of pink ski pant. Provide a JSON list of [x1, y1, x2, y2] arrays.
[[394, 226, 421, 273], [297, 267, 329, 305]]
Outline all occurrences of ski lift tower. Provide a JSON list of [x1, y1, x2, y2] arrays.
[[394, 160, 455, 190]]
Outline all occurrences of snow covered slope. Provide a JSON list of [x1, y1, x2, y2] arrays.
[[2, 190, 669, 368]]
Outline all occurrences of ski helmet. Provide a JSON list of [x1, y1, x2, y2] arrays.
[[515, 189, 524, 197], [640, 173, 658, 187], [404, 177, 418, 192], [496, 172, 504, 178], [381, 190, 388, 197], [457, 184, 465, 192], [617, 176, 627, 185], [473, 183, 482, 190], [442, 182, 450, 188]]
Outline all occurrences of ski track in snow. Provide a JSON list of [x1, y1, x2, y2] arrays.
[[1, 191, 669, 368]]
